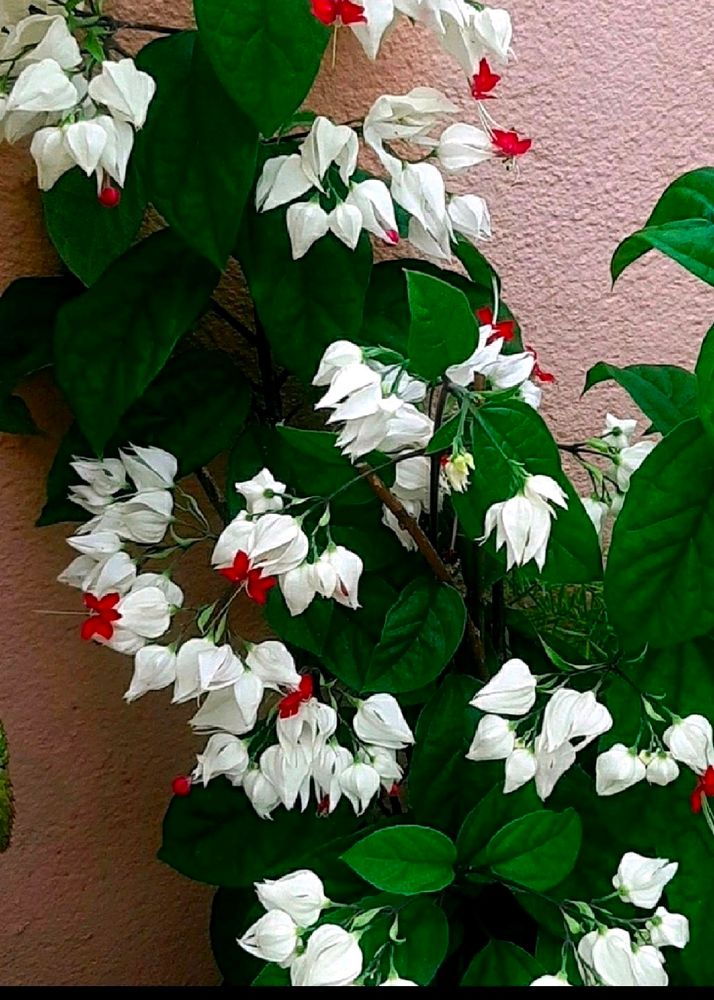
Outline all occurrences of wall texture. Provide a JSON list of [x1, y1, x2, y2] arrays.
[[1, 0, 712, 986]]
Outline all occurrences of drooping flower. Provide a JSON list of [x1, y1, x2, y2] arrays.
[[313, 340, 364, 387], [441, 449, 475, 493], [577, 928, 641, 987], [663, 714, 714, 773], [595, 743, 646, 796], [193, 733, 250, 787], [255, 870, 328, 928], [243, 767, 281, 819], [601, 413, 637, 450], [346, 178, 400, 245], [541, 688, 612, 754], [436, 122, 493, 171], [5, 57, 76, 112], [612, 852, 678, 909], [533, 734, 576, 800], [124, 644, 177, 702], [641, 749, 679, 787], [482, 474, 568, 572], [645, 907, 690, 950], [447, 194, 491, 245], [260, 743, 313, 811], [255, 153, 313, 212], [470, 658, 537, 716], [614, 440, 656, 491], [353, 693, 414, 749], [87, 58, 156, 129], [290, 924, 364, 987], [391, 161, 452, 260], [299, 116, 359, 190], [466, 714, 515, 761], [80, 578, 172, 654], [238, 910, 299, 966], [338, 759, 381, 814], [363, 87, 456, 175], [286, 201, 330, 259], [581, 496, 609, 538], [212, 512, 309, 600], [172, 638, 243, 704], [504, 745, 537, 794], [235, 468, 286, 515]]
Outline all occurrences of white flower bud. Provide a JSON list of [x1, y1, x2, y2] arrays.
[[470, 658, 537, 716], [663, 714, 714, 773], [353, 693, 414, 750], [290, 925, 363, 987], [612, 852, 678, 909], [238, 910, 298, 966], [595, 744, 645, 796], [255, 870, 328, 929], [645, 907, 690, 950], [466, 715, 515, 762]]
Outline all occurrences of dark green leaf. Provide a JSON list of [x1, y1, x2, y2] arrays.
[[274, 427, 376, 505], [43, 162, 146, 285], [605, 417, 714, 648], [456, 783, 542, 865], [406, 270, 478, 382], [393, 897, 449, 985], [341, 825, 456, 894], [365, 578, 466, 692], [136, 32, 258, 268], [54, 229, 219, 452], [453, 237, 501, 291], [211, 888, 263, 986], [584, 361, 697, 435], [453, 401, 602, 584], [194, 0, 329, 136], [253, 965, 291, 986], [36, 422, 91, 526], [238, 206, 372, 382], [461, 940, 543, 986], [695, 323, 714, 441], [484, 808, 582, 891], [425, 414, 460, 455]]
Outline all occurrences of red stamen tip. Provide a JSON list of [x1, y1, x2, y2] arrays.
[[98, 185, 121, 208], [384, 229, 400, 245], [172, 775, 192, 797]]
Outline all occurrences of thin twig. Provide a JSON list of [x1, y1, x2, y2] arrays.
[[362, 466, 486, 677], [109, 20, 185, 35], [209, 299, 257, 344], [255, 317, 282, 422], [196, 467, 227, 524], [429, 385, 448, 544]]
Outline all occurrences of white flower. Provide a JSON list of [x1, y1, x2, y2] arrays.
[[541, 689, 612, 754], [124, 644, 177, 702], [236, 468, 286, 515], [243, 767, 281, 819], [6, 14, 81, 71], [260, 744, 312, 810], [193, 733, 249, 787], [312, 545, 363, 610], [93, 489, 174, 544], [378, 402, 433, 453], [245, 641, 301, 690], [578, 928, 639, 987], [190, 687, 254, 736], [313, 341, 364, 387], [255, 869, 328, 928], [520, 381, 542, 409], [481, 351, 536, 390], [238, 910, 299, 967], [663, 714, 714, 773], [448, 194, 491, 245], [581, 496, 608, 538], [612, 852, 678, 909], [350, 0, 396, 59], [62, 118, 109, 176], [316, 362, 381, 410], [363, 86, 456, 174], [6, 57, 76, 112], [100, 583, 172, 655], [470, 658, 537, 716], [595, 743, 645, 796], [614, 440, 656, 491], [280, 563, 320, 617], [533, 734, 576, 801], [473, 7, 513, 62], [441, 449, 475, 493], [504, 745, 537, 793], [277, 698, 337, 755], [328, 201, 363, 250], [312, 742, 354, 810], [436, 122, 493, 171], [601, 413, 637, 450], [353, 693, 414, 749], [94, 114, 134, 190], [87, 58, 156, 129], [256, 153, 313, 211], [641, 750, 680, 787], [380, 975, 419, 986], [70, 455, 126, 500], [120, 445, 177, 491], [300, 115, 359, 189], [212, 512, 309, 579], [286, 201, 330, 259], [339, 759, 381, 814], [392, 162, 452, 260], [290, 925, 363, 987], [483, 474, 568, 572], [172, 638, 243, 703], [630, 944, 668, 986], [346, 179, 400, 245], [530, 973, 571, 986], [29, 124, 75, 190], [67, 529, 123, 558], [365, 744, 403, 790], [445, 324, 504, 387], [466, 714, 515, 761], [646, 907, 690, 950]]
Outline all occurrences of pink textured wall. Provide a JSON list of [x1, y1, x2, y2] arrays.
[[1, 0, 712, 986]]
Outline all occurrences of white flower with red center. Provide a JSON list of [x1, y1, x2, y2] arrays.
[[212, 512, 309, 605], [490, 127, 532, 161], [80, 577, 173, 654]]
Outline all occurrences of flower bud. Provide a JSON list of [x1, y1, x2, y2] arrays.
[[290, 925, 363, 987], [238, 910, 298, 966], [645, 907, 690, 950], [255, 870, 328, 929], [466, 715, 515, 761], [663, 714, 714, 773], [471, 658, 537, 716], [353, 693, 414, 750], [595, 744, 645, 796], [612, 851, 678, 909]]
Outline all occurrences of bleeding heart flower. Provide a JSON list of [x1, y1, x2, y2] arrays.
[[471, 57, 501, 99], [491, 127, 532, 159]]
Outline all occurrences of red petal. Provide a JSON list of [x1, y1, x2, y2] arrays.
[[278, 692, 302, 718], [703, 766, 714, 796], [311, 0, 338, 24], [298, 674, 314, 701], [81, 616, 114, 642], [97, 592, 120, 613], [246, 570, 277, 605], [471, 58, 501, 99], [84, 593, 100, 612], [340, 0, 367, 24], [476, 306, 494, 326], [691, 789, 703, 814]]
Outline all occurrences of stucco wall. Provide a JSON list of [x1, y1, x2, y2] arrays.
[[1, 0, 712, 986]]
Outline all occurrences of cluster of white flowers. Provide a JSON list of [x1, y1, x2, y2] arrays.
[[260, 2, 529, 260], [579, 413, 657, 542], [0, 3, 155, 197], [239, 867, 417, 986], [466, 658, 613, 801]]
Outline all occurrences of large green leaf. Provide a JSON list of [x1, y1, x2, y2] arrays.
[[392, 897, 449, 985], [584, 361, 697, 435], [605, 417, 714, 648], [159, 777, 360, 887], [136, 32, 258, 269], [461, 940, 543, 986], [364, 577, 466, 692], [238, 206, 372, 383], [483, 809, 582, 891], [612, 167, 714, 284], [341, 825, 456, 894], [194, 0, 329, 136], [695, 323, 714, 441], [273, 427, 377, 506], [406, 270, 478, 382], [0, 276, 78, 432], [453, 401, 602, 584], [43, 161, 146, 285], [456, 783, 542, 866], [54, 229, 219, 452]]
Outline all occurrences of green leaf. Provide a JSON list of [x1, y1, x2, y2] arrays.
[[341, 825, 456, 895], [0, 276, 78, 432], [484, 809, 582, 892], [453, 401, 602, 584], [611, 168, 714, 284], [425, 414, 460, 455], [409, 675, 495, 834], [365, 578, 466, 692], [194, 0, 329, 136], [393, 898, 449, 985], [605, 416, 714, 648], [210, 888, 264, 986], [238, 206, 372, 382], [159, 777, 361, 887], [253, 965, 292, 986], [43, 162, 146, 285], [54, 229, 219, 452], [456, 783, 542, 865], [453, 237, 501, 291], [274, 427, 376, 505], [695, 323, 714, 441], [406, 270, 478, 382], [461, 940, 543, 986], [136, 32, 258, 269], [36, 422, 90, 526], [584, 361, 697, 435]]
